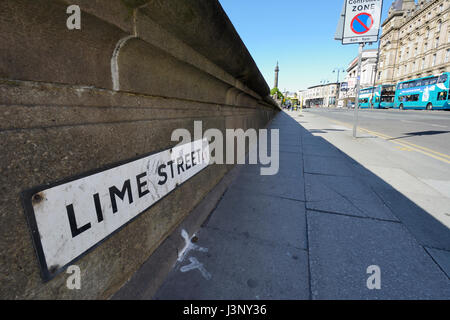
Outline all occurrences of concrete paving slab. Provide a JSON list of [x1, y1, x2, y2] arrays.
[[278, 144, 302, 154], [425, 247, 450, 279], [301, 135, 331, 145], [124, 111, 450, 300], [371, 184, 450, 251], [206, 188, 307, 249], [307, 211, 450, 299], [302, 143, 345, 158], [154, 228, 310, 300], [231, 171, 305, 201], [239, 163, 303, 179], [419, 178, 450, 199], [367, 166, 444, 198], [305, 173, 397, 222], [277, 138, 301, 146], [239, 146, 304, 178], [304, 155, 355, 177]]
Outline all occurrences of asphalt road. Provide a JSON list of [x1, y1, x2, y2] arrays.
[[305, 108, 450, 157]]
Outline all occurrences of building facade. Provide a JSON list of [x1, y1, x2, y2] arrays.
[[377, 0, 450, 85], [338, 49, 378, 107], [304, 83, 340, 108], [297, 90, 307, 107]]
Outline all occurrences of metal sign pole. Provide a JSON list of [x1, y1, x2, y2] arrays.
[[353, 42, 364, 138]]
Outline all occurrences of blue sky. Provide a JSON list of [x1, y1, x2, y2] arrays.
[[219, 0, 395, 92]]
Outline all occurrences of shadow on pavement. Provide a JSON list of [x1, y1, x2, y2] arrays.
[[389, 130, 450, 141], [118, 111, 450, 300]]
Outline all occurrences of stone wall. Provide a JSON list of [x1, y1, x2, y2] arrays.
[[0, 0, 278, 299]]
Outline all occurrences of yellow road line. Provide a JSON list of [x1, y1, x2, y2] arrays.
[[330, 119, 450, 164]]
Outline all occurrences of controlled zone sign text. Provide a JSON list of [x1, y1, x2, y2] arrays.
[[342, 0, 382, 44], [22, 139, 210, 281]]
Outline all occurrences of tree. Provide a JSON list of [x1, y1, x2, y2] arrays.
[[270, 87, 284, 100]]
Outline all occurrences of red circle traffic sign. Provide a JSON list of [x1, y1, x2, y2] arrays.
[[351, 13, 374, 35]]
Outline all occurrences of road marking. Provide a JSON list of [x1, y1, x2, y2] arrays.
[[401, 120, 448, 128], [395, 146, 413, 151], [330, 119, 450, 164]]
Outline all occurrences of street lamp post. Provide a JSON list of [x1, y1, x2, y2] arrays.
[[332, 68, 346, 84], [332, 68, 345, 109]]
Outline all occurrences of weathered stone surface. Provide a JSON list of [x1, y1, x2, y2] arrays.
[[0, 0, 278, 299], [118, 38, 234, 104], [61, 0, 134, 33], [138, 0, 270, 98], [0, 0, 126, 88], [0, 82, 275, 299]]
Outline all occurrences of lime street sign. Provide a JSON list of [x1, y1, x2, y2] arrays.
[[342, 0, 383, 44]]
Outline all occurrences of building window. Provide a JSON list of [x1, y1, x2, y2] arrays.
[[422, 57, 426, 70], [440, 4, 444, 13], [446, 49, 450, 63], [432, 54, 437, 67], [435, 37, 440, 48], [437, 20, 442, 33]]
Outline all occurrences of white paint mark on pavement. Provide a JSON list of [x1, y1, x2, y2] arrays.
[[180, 257, 212, 280], [178, 229, 208, 262]]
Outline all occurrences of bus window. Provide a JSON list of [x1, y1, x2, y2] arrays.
[[429, 77, 438, 85], [437, 91, 447, 100], [438, 74, 448, 83], [401, 94, 419, 102]]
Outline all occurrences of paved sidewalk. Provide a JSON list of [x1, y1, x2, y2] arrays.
[[152, 111, 449, 299]]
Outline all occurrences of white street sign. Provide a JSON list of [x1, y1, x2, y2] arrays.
[[23, 139, 210, 280], [342, 0, 383, 44]]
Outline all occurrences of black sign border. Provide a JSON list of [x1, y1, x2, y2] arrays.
[[21, 141, 210, 282]]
